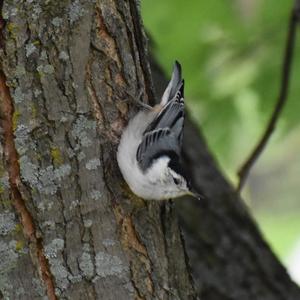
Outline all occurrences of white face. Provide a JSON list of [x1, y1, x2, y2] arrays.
[[140, 157, 192, 200], [168, 169, 190, 197]]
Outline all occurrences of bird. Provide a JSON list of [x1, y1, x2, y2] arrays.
[[117, 61, 199, 200]]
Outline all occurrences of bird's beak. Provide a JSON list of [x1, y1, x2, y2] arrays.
[[188, 188, 204, 201]]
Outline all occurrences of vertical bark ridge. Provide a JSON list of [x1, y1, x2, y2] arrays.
[[0, 71, 57, 300], [128, 0, 155, 104], [113, 204, 155, 298]]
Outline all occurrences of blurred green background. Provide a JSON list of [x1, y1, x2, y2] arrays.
[[142, 0, 300, 283]]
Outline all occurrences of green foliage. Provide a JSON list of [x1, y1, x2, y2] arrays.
[[142, 0, 300, 174]]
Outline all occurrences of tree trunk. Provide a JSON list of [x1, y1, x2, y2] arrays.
[[150, 58, 300, 300], [0, 1, 196, 299]]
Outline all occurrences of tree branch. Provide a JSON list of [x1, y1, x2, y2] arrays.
[[237, 1, 300, 191]]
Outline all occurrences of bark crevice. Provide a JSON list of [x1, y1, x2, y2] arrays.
[[0, 71, 57, 300]]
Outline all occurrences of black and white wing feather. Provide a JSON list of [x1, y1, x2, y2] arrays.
[[136, 62, 185, 172], [136, 128, 181, 171]]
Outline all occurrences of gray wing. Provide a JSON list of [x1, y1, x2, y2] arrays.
[[136, 128, 181, 171], [136, 64, 185, 172], [145, 79, 185, 146]]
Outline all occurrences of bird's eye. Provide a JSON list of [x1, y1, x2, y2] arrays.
[[173, 177, 180, 185]]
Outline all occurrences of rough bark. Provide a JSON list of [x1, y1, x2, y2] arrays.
[[150, 58, 300, 300], [0, 1, 196, 299]]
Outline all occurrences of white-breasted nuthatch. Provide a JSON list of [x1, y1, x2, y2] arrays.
[[117, 61, 199, 200]]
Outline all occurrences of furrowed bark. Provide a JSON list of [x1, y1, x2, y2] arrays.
[[0, 71, 57, 299], [0, 1, 196, 299]]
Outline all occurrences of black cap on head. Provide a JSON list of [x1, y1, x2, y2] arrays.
[[168, 156, 189, 183]]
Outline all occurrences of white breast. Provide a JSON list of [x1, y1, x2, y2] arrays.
[[117, 110, 157, 199]]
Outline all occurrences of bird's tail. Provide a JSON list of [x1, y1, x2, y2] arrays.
[[160, 61, 184, 106]]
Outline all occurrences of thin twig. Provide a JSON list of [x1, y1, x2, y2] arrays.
[[237, 1, 300, 192]]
